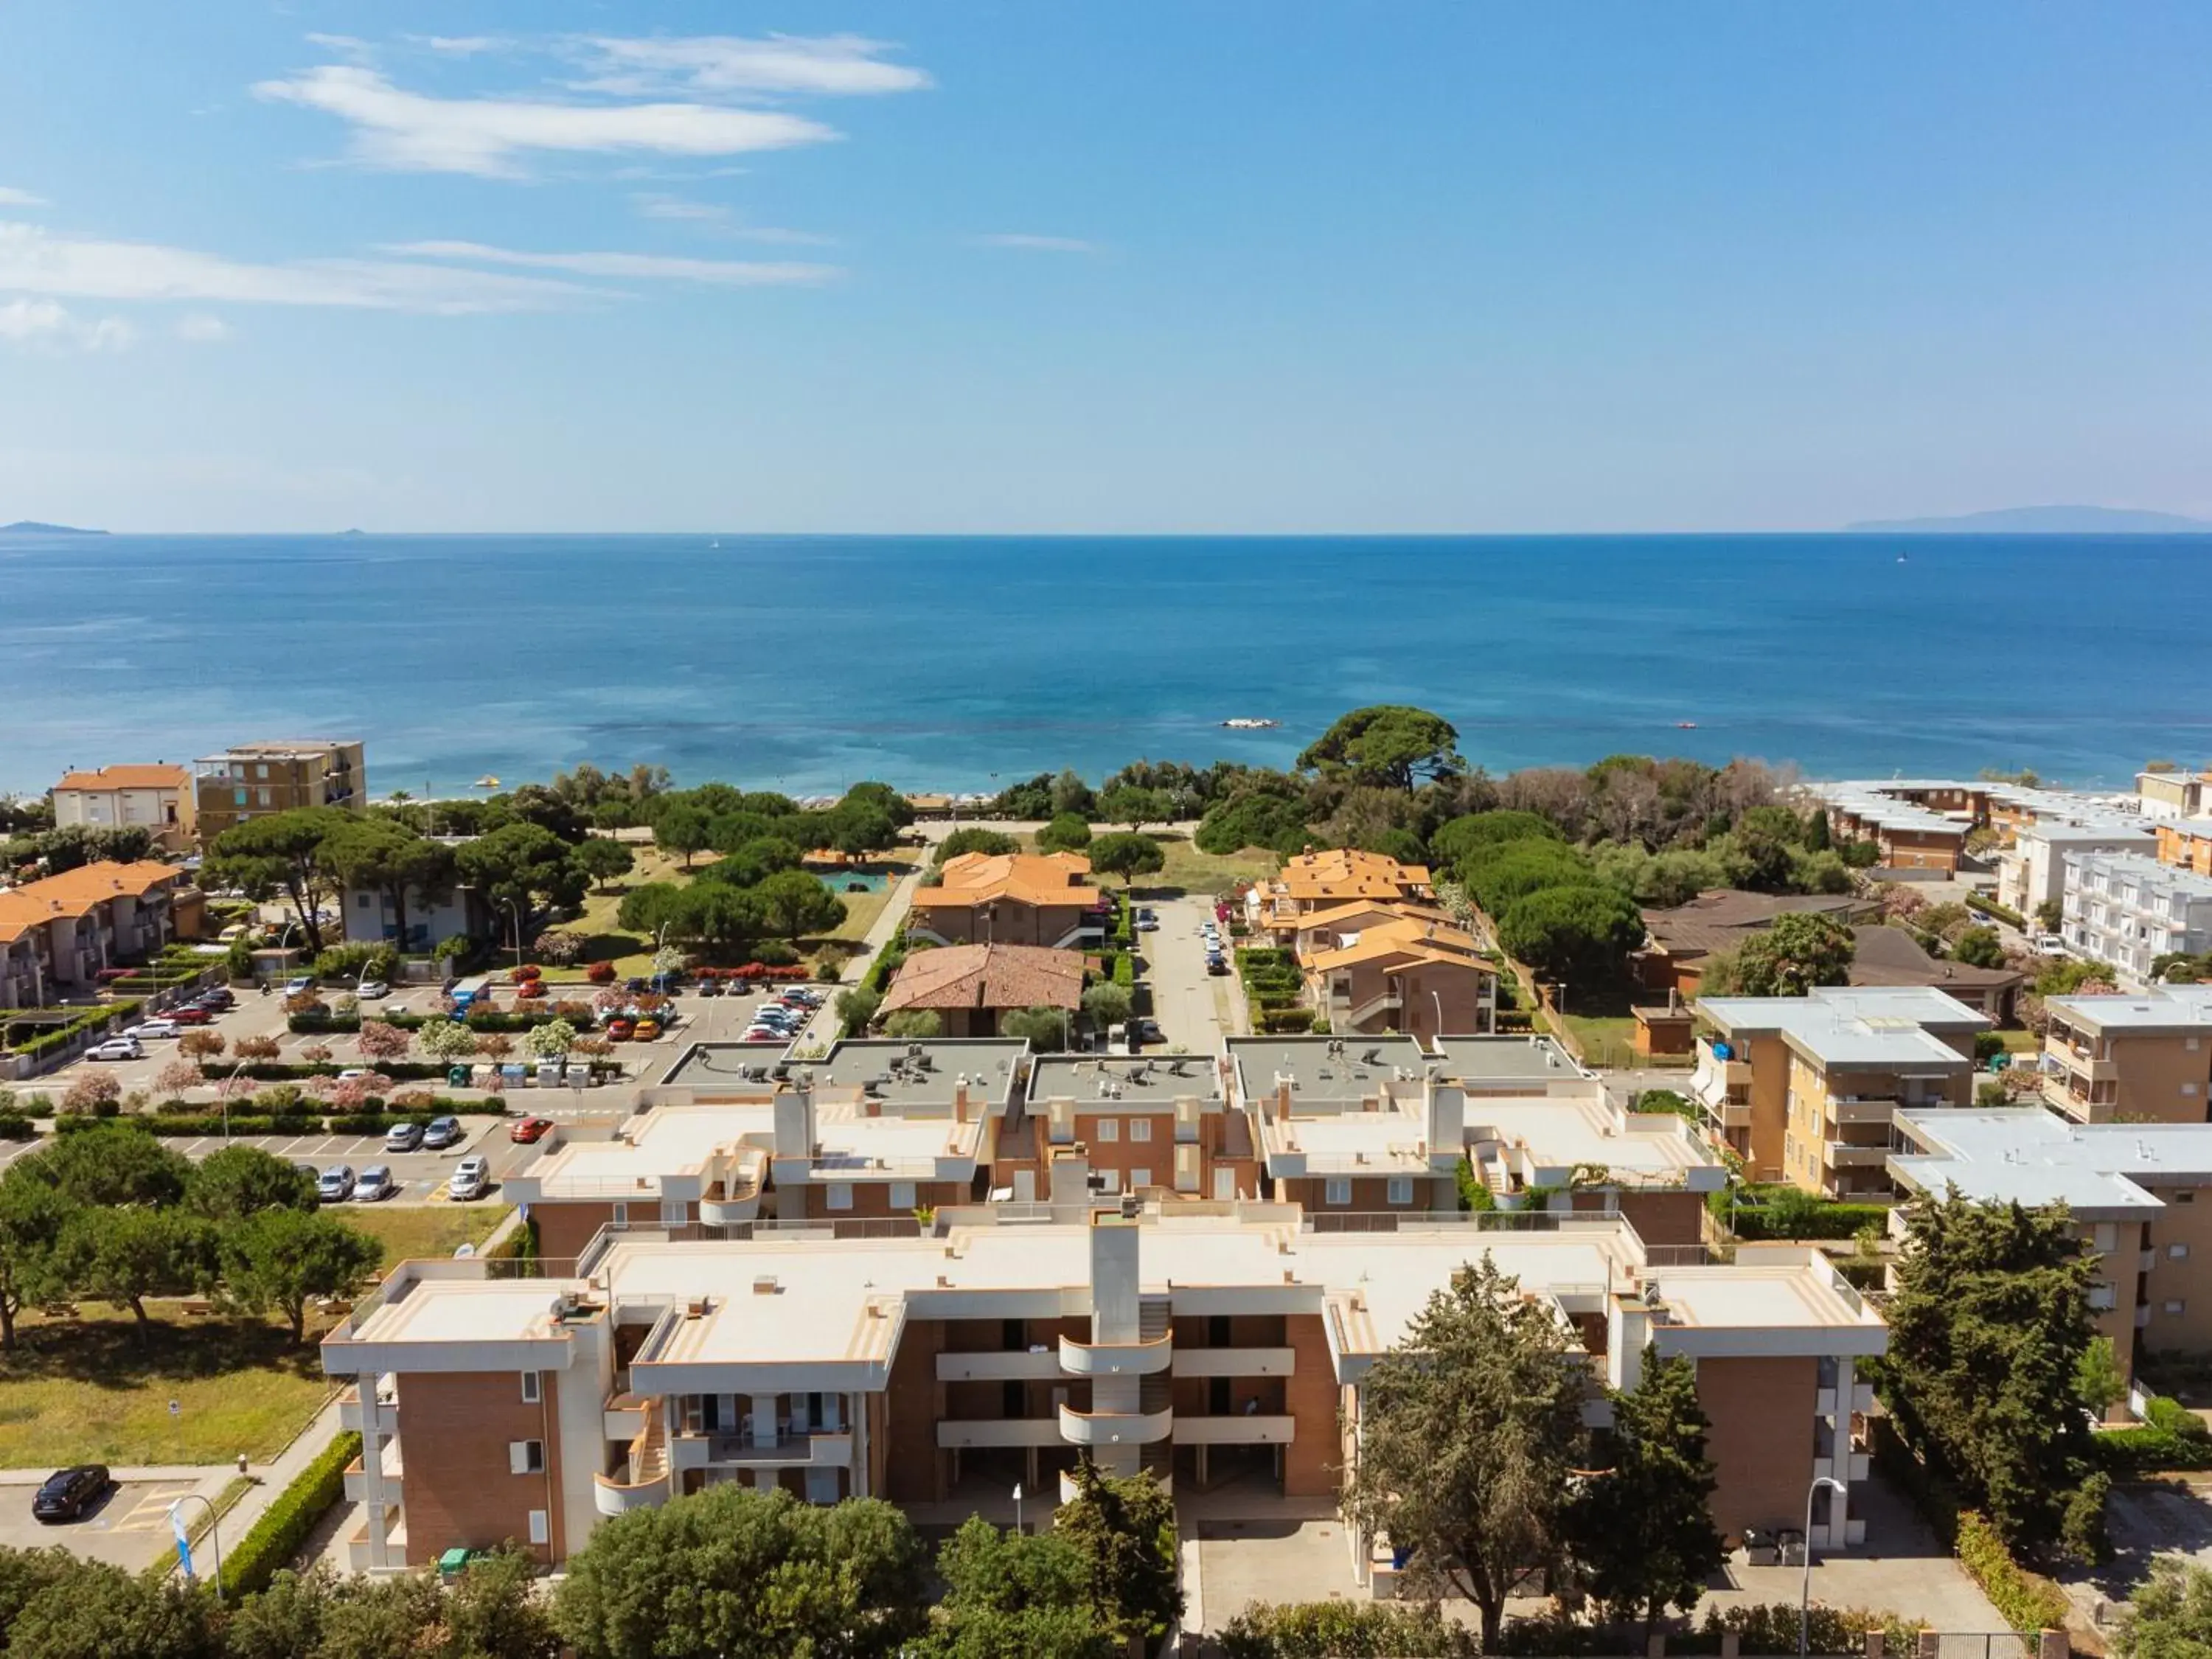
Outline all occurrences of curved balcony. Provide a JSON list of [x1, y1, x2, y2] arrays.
[[1059, 1332, 1173, 1377], [593, 1466, 670, 1516], [594, 1398, 671, 1516], [1058, 1403, 1173, 1447]]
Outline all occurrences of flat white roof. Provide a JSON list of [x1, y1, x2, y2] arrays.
[[2046, 984, 2212, 1032], [348, 1281, 567, 1347], [1469, 1096, 1722, 1183], [1265, 1110, 1436, 1174], [1888, 1107, 2212, 1215], [520, 1105, 770, 1197], [1699, 986, 1983, 1066]]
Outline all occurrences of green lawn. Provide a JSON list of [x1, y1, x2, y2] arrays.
[[349, 1204, 511, 1271], [1996, 1028, 2041, 1054], [0, 1308, 336, 1467], [815, 855, 920, 945]]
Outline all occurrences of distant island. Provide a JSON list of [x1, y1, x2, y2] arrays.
[[1847, 504, 2212, 534], [0, 520, 106, 536]]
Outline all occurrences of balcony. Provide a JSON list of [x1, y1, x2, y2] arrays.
[[1174, 1414, 1295, 1446], [1170, 1346, 1296, 1380], [1059, 1403, 1173, 1447], [684, 1430, 853, 1469], [1824, 1141, 1890, 1169], [1826, 1097, 1896, 1127], [343, 1439, 403, 1501], [1060, 1332, 1174, 1377], [338, 1385, 395, 1434], [937, 1418, 1062, 1450], [594, 1398, 671, 1516], [1815, 1383, 1877, 1416], [1712, 1099, 1753, 1129], [936, 1349, 1063, 1382]]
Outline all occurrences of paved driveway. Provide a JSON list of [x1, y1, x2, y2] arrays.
[[1141, 894, 1240, 1052], [0, 1475, 215, 1573]]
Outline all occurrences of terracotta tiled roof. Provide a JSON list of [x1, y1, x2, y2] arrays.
[[1267, 847, 1433, 905], [878, 943, 1085, 1014], [910, 852, 1105, 911], [0, 860, 182, 943], [1304, 915, 1493, 974], [52, 764, 189, 793], [1639, 890, 1865, 959], [1295, 899, 1456, 932]]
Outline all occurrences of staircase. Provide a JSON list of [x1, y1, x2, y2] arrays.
[[630, 1398, 668, 1486], [1138, 1296, 1173, 1420]]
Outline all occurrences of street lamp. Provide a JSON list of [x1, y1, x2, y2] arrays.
[[1799, 1474, 1848, 1657], [1012, 1481, 1023, 1536], [167, 1493, 226, 1601], [497, 899, 524, 973]]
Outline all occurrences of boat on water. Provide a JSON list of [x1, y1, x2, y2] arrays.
[[1221, 717, 1280, 729], [1674, 720, 1698, 729]]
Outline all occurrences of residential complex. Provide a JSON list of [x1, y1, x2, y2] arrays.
[[2154, 818, 2212, 880], [2138, 768, 2212, 822], [2039, 985, 2212, 1124], [0, 860, 194, 1009], [876, 942, 1084, 1038], [324, 1199, 1885, 1579], [1996, 820, 2155, 919], [1691, 987, 1986, 1193], [48, 763, 195, 852], [1016, 1052, 1256, 1204], [192, 738, 366, 844], [1815, 787, 1968, 871], [1635, 891, 1867, 997], [1249, 847, 1433, 936], [1843, 925, 2020, 1021], [2060, 851, 2212, 982], [905, 852, 1107, 949], [1890, 1108, 2212, 1397]]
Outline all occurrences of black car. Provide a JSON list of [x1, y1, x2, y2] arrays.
[[32, 1464, 111, 1523]]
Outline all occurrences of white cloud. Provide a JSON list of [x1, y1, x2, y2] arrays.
[[574, 34, 930, 97], [629, 194, 835, 245], [384, 240, 838, 286], [0, 220, 605, 314], [0, 299, 136, 352], [416, 36, 507, 56], [303, 32, 377, 64], [0, 187, 46, 208], [253, 64, 841, 178], [175, 313, 232, 342], [972, 234, 1101, 254]]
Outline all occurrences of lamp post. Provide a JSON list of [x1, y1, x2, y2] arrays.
[[1012, 1481, 1023, 1536], [497, 899, 524, 973], [167, 1493, 226, 1601], [1799, 1474, 1847, 1657]]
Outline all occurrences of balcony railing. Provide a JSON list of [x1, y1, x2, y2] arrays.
[[1169, 1346, 1296, 1379], [1060, 1332, 1174, 1377], [936, 1349, 1062, 1382], [1058, 1403, 1173, 1447], [936, 1417, 1062, 1449], [1173, 1413, 1295, 1446]]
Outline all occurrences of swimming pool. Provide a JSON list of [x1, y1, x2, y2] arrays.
[[815, 869, 889, 895]]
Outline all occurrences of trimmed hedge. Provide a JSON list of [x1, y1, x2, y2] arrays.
[[1222, 1599, 1478, 1658], [2096, 1396, 2212, 1475], [1955, 1512, 2070, 1633], [1965, 892, 2028, 929], [3, 1000, 143, 1060], [206, 1061, 451, 1083], [222, 1429, 361, 1598], [0, 1111, 37, 1141]]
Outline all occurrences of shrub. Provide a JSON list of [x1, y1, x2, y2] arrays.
[[1955, 1512, 2071, 1632], [586, 960, 617, 984], [222, 1430, 361, 1597], [60, 1072, 122, 1115], [1222, 1599, 1479, 1658], [0, 1112, 37, 1141]]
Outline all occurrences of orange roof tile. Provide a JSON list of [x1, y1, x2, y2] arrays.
[[878, 943, 1085, 1015], [0, 860, 183, 943], [910, 852, 1105, 911], [52, 764, 189, 793]]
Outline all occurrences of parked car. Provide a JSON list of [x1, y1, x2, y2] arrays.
[[633, 1018, 663, 1041], [422, 1116, 464, 1150], [355, 1165, 396, 1202], [356, 980, 390, 1000], [32, 1465, 111, 1523], [284, 976, 315, 997], [383, 1121, 423, 1152], [316, 1165, 357, 1202], [605, 1018, 636, 1042], [337, 1068, 369, 1083], [1206, 956, 1230, 975], [2034, 935, 2068, 957], [134, 1018, 181, 1040], [695, 978, 725, 998], [86, 1037, 142, 1062], [448, 1157, 490, 1201], [198, 987, 235, 1008], [509, 1116, 554, 1144], [740, 1029, 788, 1045], [1130, 1018, 1162, 1043], [168, 1005, 214, 1026]]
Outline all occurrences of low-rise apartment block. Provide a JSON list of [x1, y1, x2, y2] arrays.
[[906, 852, 1107, 950], [1816, 787, 1968, 872], [49, 764, 195, 852], [192, 738, 365, 845], [0, 860, 191, 1009], [1013, 1053, 1256, 1204], [323, 1201, 1885, 1576], [1248, 848, 1433, 937], [876, 942, 1084, 1038], [1692, 987, 1986, 1192], [2138, 768, 2212, 822], [1890, 1108, 2212, 1396], [1635, 891, 1868, 997], [2154, 818, 2212, 880], [2041, 985, 2212, 1124], [2062, 851, 2212, 981], [1997, 821, 2157, 919], [1301, 913, 1496, 1038]]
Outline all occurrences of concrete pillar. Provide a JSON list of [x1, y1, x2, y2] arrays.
[[1647, 1634, 1666, 1659], [359, 1379, 391, 1571], [1916, 1632, 1941, 1659], [1865, 1632, 1885, 1659], [751, 1394, 778, 1445], [1719, 1635, 1739, 1659], [2037, 1632, 2069, 1659]]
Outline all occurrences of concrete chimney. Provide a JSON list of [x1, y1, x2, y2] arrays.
[[772, 1085, 815, 1159], [1275, 1077, 1293, 1121], [1049, 1148, 1091, 1220], [1425, 1077, 1465, 1155], [955, 1077, 970, 1122]]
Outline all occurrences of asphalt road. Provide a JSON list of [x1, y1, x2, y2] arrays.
[[1141, 894, 1242, 1051]]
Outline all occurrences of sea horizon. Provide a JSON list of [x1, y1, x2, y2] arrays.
[[4, 530, 2207, 799]]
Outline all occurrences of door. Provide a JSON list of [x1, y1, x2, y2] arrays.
[[1013, 1168, 1037, 1203], [1213, 1166, 1237, 1201]]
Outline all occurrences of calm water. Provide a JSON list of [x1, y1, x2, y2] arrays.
[[1, 532, 2206, 797]]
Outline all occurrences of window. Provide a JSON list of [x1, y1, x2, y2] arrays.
[[2168, 1300, 2188, 1317], [2177, 1191, 2197, 1204], [1130, 1117, 1152, 1143], [1096, 1119, 1120, 1142], [509, 1440, 545, 1475], [520, 1371, 540, 1405], [527, 1509, 549, 1545], [888, 1181, 916, 1209], [827, 1182, 854, 1211], [1386, 1175, 1414, 1206], [1324, 1176, 1352, 1206], [2173, 1243, 2192, 1260], [1130, 1168, 1151, 1191], [610, 1202, 628, 1227], [356, 893, 372, 909]]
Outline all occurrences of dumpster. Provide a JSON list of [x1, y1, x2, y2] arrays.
[[447, 1064, 471, 1087], [437, 1546, 476, 1581]]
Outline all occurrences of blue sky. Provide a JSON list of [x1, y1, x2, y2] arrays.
[[3, 2, 2209, 532]]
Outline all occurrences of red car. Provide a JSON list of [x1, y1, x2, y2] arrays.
[[509, 1116, 554, 1144], [516, 980, 548, 999], [168, 1005, 214, 1025], [605, 1018, 635, 1041]]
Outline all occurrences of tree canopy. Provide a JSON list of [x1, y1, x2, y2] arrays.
[[1495, 884, 1644, 987], [1087, 832, 1165, 888], [1298, 706, 1464, 790], [1725, 911, 1857, 997]]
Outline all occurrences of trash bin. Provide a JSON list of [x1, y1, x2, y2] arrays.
[[447, 1065, 470, 1087], [437, 1546, 473, 1581]]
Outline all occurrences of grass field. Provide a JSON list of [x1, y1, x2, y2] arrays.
[[0, 1308, 336, 1467], [816, 855, 920, 945], [348, 1203, 511, 1270]]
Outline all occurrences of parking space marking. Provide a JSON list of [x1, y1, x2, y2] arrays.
[[113, 1482, 199, 1531]]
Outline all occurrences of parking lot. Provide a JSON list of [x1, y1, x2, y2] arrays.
[[0, 1472, 234, 1573]]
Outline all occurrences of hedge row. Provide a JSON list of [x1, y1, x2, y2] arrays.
[[1964, 892, 2028, 929], [205, 1061, 452, 1083], [289, 1006, 594, 1035], [2096, 1396, 2212, 1475], [2, 1000, 143, 1061], [1954, 1512, 2070, 1633], [221, 1430, 361, 1598]]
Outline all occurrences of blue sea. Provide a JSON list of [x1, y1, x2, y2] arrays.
[[1, 532, 2206, 799]]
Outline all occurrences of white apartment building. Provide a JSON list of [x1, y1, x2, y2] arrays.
[[1997, 822, 2155, 919], [2062, 851, 2212, 981]]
